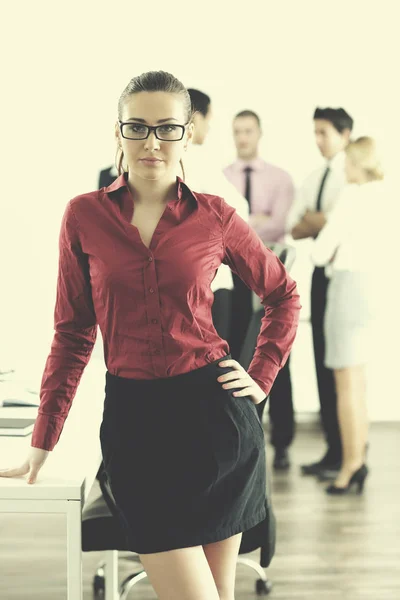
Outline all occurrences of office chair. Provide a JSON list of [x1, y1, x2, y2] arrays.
[[82, 242, 296, 598], [84, 469, 273, 598], [82, 471, 148, 599]]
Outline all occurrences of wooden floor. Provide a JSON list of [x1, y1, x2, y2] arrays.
[[1, 422, 399, 599]]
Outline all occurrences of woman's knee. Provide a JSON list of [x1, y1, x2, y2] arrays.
[[139, 546, 220, 600]]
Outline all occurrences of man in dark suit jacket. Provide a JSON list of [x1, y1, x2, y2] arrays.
[[99, 165, 118, 189]]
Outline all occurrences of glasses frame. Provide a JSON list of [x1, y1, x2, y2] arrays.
[[119, 121, 189, 141]]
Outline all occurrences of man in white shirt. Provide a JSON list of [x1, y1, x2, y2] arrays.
[[184, 89, 249, 341], [288, 107, 353, 479]]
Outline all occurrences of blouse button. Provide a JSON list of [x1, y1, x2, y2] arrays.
[[148, 256, 153, 262], [149, 288, 154, 294]]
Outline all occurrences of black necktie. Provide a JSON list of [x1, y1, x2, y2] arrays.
[[316, 166, 330, 211], [243, 166, 253, 209]]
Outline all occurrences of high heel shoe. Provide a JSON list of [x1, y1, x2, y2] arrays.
[[326, 464, 369, 495]]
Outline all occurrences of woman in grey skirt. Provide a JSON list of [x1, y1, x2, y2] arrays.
[[0, 71, 300, 599], [312, 136, 385, 495]]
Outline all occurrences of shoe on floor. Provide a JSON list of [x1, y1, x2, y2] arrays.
[[300, 458, 341, 476], [273, 447, 290, 470], [317, 464, 341, 481]]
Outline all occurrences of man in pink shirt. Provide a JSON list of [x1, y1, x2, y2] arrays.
[[224, 110, 294, 244], [224, 110, 295, 470]]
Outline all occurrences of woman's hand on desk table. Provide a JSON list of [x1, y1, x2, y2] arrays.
[[0, 447, 49, 484]]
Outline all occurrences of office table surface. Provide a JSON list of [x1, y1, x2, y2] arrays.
[[0, 359, 105, 503]]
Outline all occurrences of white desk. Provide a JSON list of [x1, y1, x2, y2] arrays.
[[0, 359, 105, 600]]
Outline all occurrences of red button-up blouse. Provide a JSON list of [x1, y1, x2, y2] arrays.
[[31, 174, 301, 451]]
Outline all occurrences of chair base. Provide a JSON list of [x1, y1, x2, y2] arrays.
[[93, 554, 148, 599], [93, 554, 273, 598]]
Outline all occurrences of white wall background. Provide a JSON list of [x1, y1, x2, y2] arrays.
[[1, 0, 399, 419]]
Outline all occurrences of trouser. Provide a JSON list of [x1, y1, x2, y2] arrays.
[[211, 288, 232, 341], [229, 273, 254, 360], [311, 266, 342, 463], [254, 355, 295, 449], [269, 355, 295, 448]]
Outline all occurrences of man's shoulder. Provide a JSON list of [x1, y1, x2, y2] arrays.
[[301, 163, 327, 187], [263, 161, 293, 182], [223, 161, 239, 175], [302, 153, 346, 184]]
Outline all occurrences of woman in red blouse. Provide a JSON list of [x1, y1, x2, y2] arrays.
[[0, 71, 300, 599]]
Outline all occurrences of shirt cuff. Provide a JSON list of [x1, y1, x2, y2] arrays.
[[31, 413, 65, 451], [247, 355, 280, 398]]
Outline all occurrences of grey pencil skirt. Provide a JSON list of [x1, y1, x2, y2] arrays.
[[324, 270, 373, 369], [99, 354, 267, 554]]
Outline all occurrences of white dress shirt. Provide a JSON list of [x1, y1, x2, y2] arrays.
[[286, 151, 348, 232], [183, 143, 249, 292], [311, 181, 387, 275]]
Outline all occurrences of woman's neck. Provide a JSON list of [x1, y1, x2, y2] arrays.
[[127, 174, 177, 206]]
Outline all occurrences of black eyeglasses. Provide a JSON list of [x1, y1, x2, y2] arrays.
[[119, 121, 189, 141]]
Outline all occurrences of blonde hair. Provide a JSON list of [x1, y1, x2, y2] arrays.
[[345, 136, 384, 181], [115, 71, 192, 181]]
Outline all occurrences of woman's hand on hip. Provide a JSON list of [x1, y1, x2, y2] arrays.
[[217, 359, 266, 405], [0, 447, 50, 484]]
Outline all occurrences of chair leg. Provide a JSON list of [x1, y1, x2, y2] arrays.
[[120, 570, 149, 600], [236, 557, 273, 594], [104, 550, 119, 600]]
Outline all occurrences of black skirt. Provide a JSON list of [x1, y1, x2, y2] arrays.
[[100, 353, 267, 554]]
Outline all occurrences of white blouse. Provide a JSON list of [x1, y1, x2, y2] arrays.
[[311, 181, 389, 275]]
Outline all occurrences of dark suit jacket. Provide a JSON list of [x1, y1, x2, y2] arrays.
[[99, 167, 118, 189]]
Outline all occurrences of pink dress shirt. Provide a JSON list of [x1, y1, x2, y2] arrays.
[[224, 158, 294, 243]]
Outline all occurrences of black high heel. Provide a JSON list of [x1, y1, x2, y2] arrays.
[[326, 464, 369, 495]]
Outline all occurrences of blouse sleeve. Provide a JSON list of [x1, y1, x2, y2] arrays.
[[31, 202, 98, 451], [221, 199, 301, 397], [311, 187, 353, 266]]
